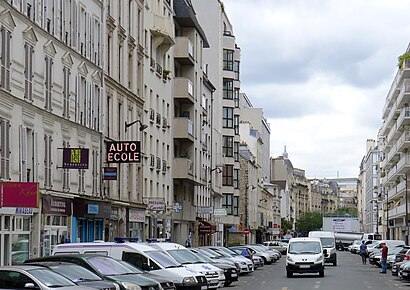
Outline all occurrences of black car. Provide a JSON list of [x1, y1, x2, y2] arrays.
[[24, 261, 118, 290], [25, 255, 163, 290], [189, 248, 239, 287], [392, 261, 406, 276], [394, 246, 410, 263]]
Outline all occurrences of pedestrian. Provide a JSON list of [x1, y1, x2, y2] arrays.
[[359, 240, 368, 265], [380, 242, 388, 274]]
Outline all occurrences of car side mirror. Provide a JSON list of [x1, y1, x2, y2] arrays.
[[24, 283, 36, 289], [323, 249, 327, 255]]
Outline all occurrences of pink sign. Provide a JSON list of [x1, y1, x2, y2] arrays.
[[1, 182, 39, 208]]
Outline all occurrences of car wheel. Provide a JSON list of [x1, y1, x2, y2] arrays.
[[319, 270, 324, 277], [224, 281, 232, 287], [287, 270, 293, 278]]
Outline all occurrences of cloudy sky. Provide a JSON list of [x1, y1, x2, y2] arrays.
[[223, 0, 410, 178]]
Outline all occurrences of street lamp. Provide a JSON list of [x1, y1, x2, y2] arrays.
[[245, 185, 255, 244], [125, 120, 148, 133]]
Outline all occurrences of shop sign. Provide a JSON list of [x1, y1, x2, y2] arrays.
[[198, 220, 216, 234], [15, 208, 33, 215], [103, 167, 118, 180], [213, 208, 227, 216], [129, 209, 145, 222], [1, 182, 39, 208], [198, 206, 213, 214], [42, 195, 72, 215], [174, 203, 182, 213], [62, 148, 89, 169], [111, 207, 119, 220], [88, 204, 99, 214], [107, 141, 141, 163], [147, 198, 165, 211]]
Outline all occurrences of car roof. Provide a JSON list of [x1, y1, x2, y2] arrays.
[[289, 237, 321, 243], [149, 242, 186, 251], [0, 265, 48, 271], [25, 261, 77, 267]]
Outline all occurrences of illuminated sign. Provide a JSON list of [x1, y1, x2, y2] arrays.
[[62, 148, 89, 169], [107, 141, 141, 163]]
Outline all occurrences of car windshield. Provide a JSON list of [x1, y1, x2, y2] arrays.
[[167, 249, 203, 264], [87, 256, 135, 276], [215, 247, 235, 257], [199, 248, 223, 258], [190, 250, 213, 263], [50, 264, 102, 282], [145, 250, 182, 268], [117, 260, 144, 274], [288, 242, 322, 254], [319, 237, 335, 248], [28, 268, 76, 287]]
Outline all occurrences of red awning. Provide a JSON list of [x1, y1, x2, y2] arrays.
[[198, 220, 216, 234]]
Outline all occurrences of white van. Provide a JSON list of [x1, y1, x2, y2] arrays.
[[308, 231, 337, 266], [53, 242, 208, 290], [149, 242, 225, 289], [286, 237, 326, 278]]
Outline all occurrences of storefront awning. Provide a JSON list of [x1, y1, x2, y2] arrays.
[[198, 220, 216, 234]]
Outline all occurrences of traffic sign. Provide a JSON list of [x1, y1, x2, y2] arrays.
[[243, 228, 250, 235]]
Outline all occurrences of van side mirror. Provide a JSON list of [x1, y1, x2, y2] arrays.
[[24, 283, 36, 289], [323, 249, 327, 255]]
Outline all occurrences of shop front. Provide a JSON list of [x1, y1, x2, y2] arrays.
[[197, 220, 216, 246], [127, 208, 145, 241], [41, 194, 72, 256], [0, 182, 39, 266], [72, 198, 111, 242]]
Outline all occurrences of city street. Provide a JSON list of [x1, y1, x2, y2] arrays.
[[232, 251, 408, 290]]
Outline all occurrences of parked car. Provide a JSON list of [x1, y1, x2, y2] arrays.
[[24, 261, 119, 290], [263, 240, 287, 254], [348, 240, 361, 254], [394, 246, 410, 263], [192, 247, 243, 273], [203, 246, 254, 274], [26, 254, 163, 290], [399, 261, 410, 280], [189, 248, 239, 287], [0, 265, 95, 290], [237, 245, 277, 264], [392, 261, 406, 276], [370, 246, 403, 267]]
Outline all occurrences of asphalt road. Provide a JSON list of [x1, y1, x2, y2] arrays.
[[229, 251, 410, 290]]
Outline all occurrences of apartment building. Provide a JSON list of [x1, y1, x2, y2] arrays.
[[379, 43, 410, 243], [0, 0, 104, 265], [293, 168, 309, 223], [309, 179, 339, 215], [192, 0, 241, 246]]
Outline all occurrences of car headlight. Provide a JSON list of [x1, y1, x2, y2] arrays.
[[287, 256, 294, 262], [182, 277, 197, 285], [120, 282, 142, 290], [315, 255, 324, 263], [240, 261, 247, 265]]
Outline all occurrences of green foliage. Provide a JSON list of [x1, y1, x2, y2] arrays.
[[295, 212, 323, 235], [327, 207, 358, 217], [281, 218, 294, 232], [398, 52, 410, 69]]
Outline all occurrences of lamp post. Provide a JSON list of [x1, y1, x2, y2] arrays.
[[245, 185, 255, 244]]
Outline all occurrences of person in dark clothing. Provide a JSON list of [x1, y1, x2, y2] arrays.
[[359, 240, 368, 265], [380, 243, 388, 273]]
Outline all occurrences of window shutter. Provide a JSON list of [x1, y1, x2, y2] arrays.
[[49, 135, 53, 187], [5, 30, 10, 91], [0, 119, 5, 179], [24, 44, 29, 99], [75, 74, 79, 122], [4, 120, 10, 179], [44, 134, 48, 186], [33, 131, 38, 181], [0, 27, 5, 88], [20, 126, 27, 182]]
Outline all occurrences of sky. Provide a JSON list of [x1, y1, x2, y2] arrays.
[[223, 0, 410, 179]]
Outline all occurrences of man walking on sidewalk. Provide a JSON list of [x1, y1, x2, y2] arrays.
[[359, 240, 368, 265], [380, 242, 388, 274]]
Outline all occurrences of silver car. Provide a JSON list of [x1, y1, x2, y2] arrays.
[[0, 265, 95, 290]]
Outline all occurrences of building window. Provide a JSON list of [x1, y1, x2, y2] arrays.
[[62, 67, 70, 118], [44, 134, 52, 188], [62, 141, 70, 191], [222, 164, 233, 186], [223, 49, 233, 71], [234, 169, 239, 189], [222, 107, 233, 128], [92, 150, 98, 195], [222, 194, 238, 216], [234, 115, 239, 135], [24, 43, 34, 101], [223, 78, 233, 99], [78, 169, 85, 193], [0, 118, 10, 180], [234, 142, 239, 161], [223, 136, 234, 157], [234, 89, 240, 108], [234, 61, 240, 80], [45, 56, 53, 111], [0, 27, 11, 91]]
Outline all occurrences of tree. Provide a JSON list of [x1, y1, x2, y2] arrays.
[[295, 212, 323, 236], [281, 218, 293, 233]]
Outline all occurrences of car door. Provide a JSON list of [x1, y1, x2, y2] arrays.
[[0, 270, 39, 289]]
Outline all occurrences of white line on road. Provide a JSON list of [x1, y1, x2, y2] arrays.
[[314, 281, 321, 289]]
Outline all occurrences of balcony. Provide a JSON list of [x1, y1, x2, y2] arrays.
[[150, 13, 174, 45], [173, 117, 194, 142], [387, 122, 399, 145], [223, 32, 236, 50], [173, 158, 199, 185], [396, 154, 410, 175], [397, 131, 410, 153], [173, 200, 196, 222], [385, 100, 399, 129], [397, 79, 410, 108], [174, 77, 194, 104], [386, 143, 399, 164], [174, 37, 194, 65], [388, 203, 410, 219], [388, 180, 406, 201]]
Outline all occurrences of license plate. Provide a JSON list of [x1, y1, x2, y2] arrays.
[[231, 273, 237, 277], [201, 286, 208, 290], [299, 265, 310, 269]]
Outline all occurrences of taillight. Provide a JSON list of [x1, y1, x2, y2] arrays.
[[405, 254, 409, 261]]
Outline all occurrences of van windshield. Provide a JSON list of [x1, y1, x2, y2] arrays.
[[167, 249, 203, 264], [145, 250, 182, 268], [288, 242, 321, 254], [319, 237, 335, 248]]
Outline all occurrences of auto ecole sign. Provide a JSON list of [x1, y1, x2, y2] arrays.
[[107, 141, 141, 163]]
